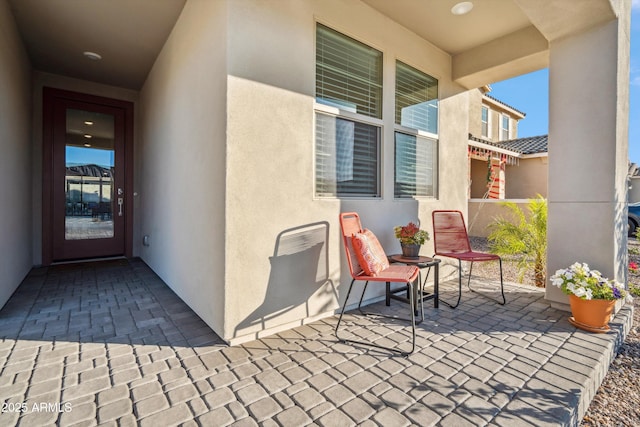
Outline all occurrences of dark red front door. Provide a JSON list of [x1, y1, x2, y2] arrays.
[[43, 88, 133, 264]]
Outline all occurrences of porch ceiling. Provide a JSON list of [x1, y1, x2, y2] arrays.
[[7, 0, 186, 89], [7, 0, 618, 91]]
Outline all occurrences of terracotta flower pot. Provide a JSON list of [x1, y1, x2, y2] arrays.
[[568, 294, 616, 333]]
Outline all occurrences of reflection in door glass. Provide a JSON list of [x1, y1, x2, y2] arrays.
[[65, 109, 115, 240]]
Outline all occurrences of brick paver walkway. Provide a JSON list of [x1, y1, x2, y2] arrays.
[[0, 259, 633, 426]]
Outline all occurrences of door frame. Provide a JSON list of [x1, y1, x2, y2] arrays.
[[42, 87, 134, 265]]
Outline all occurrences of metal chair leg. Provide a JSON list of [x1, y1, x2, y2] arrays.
[[335, 278, 357, 339], [357, 281, 370, 311], [467, 258, 506, 305], [498, 258, 506, 305], [441, 259, 463, 309], [335, 278, 417, 356]]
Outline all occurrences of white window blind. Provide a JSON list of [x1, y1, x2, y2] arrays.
[[395, 61, 438, 133], [394, 132, 437, 198], [315, 113, 380, 197], [316, 24, 383, 119]]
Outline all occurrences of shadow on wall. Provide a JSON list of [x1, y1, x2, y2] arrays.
[[234, 222, 338, 338]]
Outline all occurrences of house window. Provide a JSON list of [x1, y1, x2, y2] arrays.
[[501, 114, 510, 140], [395, 61, 438, 133], [394, 132, 437, 198], [481, 106, 489, 138], [315, 24, 382, 118], [315, 113, 380, 197], [394, 61, 438, 198], [315, 24, 382, 198]]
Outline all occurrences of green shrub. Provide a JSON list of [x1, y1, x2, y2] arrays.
[[488, 196, 547, 287]]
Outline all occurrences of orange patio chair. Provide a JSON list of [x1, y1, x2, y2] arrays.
[[432, 210, 505, 308], [336, 212, 421, 355]]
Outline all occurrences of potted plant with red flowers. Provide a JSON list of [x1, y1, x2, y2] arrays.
[[394, 222, 430, 259]]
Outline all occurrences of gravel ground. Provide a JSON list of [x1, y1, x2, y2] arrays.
[[469, 237, 640, 426]]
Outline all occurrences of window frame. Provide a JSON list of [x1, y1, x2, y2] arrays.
[[481, 105, 490, 138], [313, 24, 384, 199], [501, 114, 510, 140], [393, 60, 440, 200]]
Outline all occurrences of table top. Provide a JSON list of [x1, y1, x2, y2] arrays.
[[388, 254, 441, 266]]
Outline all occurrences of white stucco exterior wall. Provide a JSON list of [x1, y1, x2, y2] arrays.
[[547, 10, 630, 306], [224, 0, 469, 344], [0, 1, 32, 309], [138, 0, 228, 335]]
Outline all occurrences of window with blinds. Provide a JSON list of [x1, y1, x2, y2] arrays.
[[394, 132, 437, 198], [315, 113, 380, 197], [316, 24, 383, 119], [394, 61, 438, 198], [314, 24, 382, 198], [395, 61, 438, 133]]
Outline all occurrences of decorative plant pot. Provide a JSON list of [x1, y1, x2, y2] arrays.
[[401, 243, 421, 259], [568, 294, 616, 333]]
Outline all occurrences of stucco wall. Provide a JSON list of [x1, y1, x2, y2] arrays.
[[224, 0, 469, 343], [470, 158, 490, 198], [468, 199, 531, 238], [0, 1, 32, 308], [505, 156, 548, 198], [547, 13, 629, 306], [138, 0, 227, 336]]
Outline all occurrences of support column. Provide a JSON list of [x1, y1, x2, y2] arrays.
[[546, 15, 630, 308]]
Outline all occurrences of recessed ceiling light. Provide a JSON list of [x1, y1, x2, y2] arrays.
[[451, 1, 473, 15], [83, 51, 102, 60], [84, 120, 94, 125], [83, 134, 92, 139]]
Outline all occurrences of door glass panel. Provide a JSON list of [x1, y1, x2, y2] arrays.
[[65, 109, 115, 240]]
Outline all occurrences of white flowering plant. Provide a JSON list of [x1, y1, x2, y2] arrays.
[[551, 262, 632, 302]]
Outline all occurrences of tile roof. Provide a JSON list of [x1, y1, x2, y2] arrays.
[[469, 134, 548, 155], [484, 94, 527, 117], [499, 135, 548, 154]]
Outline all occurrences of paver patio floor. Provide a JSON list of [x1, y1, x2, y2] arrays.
[[0, 258, 633, 426]]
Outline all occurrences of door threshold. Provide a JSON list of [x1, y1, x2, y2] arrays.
[[51, 255, 127, 266]]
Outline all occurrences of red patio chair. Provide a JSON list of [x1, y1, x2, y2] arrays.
[[336, 212, 421, 355], [432, 210, 505, 308]]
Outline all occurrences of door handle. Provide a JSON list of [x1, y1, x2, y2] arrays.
[[118, 198, 123, 216]]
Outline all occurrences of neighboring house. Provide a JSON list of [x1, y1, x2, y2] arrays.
[[469, 134, 549, 199], [467, 86, 548, 200], [0, 0, 631, 344], [468, 134, 549, 237]]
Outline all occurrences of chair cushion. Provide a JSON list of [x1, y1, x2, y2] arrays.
[[351, 229, 390, 276]]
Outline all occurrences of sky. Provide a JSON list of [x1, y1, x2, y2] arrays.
[[488, 3, 640, 165], [66, 146, 114, 168]]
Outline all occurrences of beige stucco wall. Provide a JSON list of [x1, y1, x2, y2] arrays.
[[468, 89, 484, 138], [505, 156, 548, 199], [224, 0, 469, 344], [138, 0, 227, 336], [468, 199, 531, 238], [0, 1, 32, 309], [470, 158, 490, 198], [546, 9, 630, 307]]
